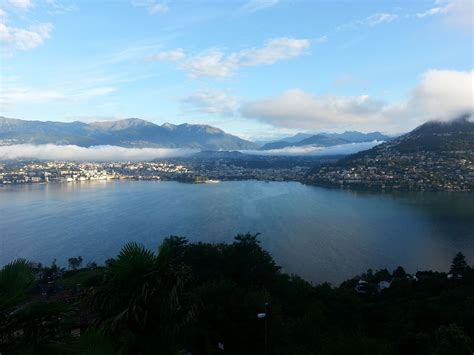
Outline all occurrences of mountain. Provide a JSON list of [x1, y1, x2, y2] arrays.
[[260, 131, 390, 150], [297, 134, 349, 146], [0, 117, 257, 150], [324, 131, 391, 143], [307, 116, 474, 191], [278, 133, 314, 143]]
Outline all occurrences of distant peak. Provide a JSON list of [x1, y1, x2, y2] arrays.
[[175, 123, 224, 134], [162, 122, 177, 129]]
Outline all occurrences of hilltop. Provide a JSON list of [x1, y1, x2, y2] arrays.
[[306, 116, 474, 191], [259, 131, 391, 150]]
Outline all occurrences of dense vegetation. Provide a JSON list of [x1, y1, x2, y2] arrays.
[[1, 234, 473, 354]]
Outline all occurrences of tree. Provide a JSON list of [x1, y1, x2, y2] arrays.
[[393, 266, 408, 278], [92, 241, 196, 353], [0, 259, 34, 312], [86, 261, 98, 269], [450, 252, 468, 276], [68, 256, 83, 271], [0, 260, 70, 354], [434, 324, 473, 355]]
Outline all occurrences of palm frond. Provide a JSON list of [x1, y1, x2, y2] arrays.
[[0, 259, 34, 311]]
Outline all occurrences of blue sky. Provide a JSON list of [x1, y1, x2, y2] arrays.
[[1, 0, 472, 139]]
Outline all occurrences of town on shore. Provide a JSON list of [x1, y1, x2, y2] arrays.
[[0, 157, 315, 185], [1, 148, 473, 192]]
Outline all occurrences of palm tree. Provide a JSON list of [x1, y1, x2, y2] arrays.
[[92, 240, 197, 352], [0, 259, 35, 312]]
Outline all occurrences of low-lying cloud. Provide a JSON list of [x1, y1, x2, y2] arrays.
[[243, 141, 382, 156], [0, 145, 198, 161]]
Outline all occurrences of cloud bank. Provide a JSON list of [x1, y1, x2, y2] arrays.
[[0, 145, 198, 161], [243, 141, 382, 156], [241, 69, 474, 132]]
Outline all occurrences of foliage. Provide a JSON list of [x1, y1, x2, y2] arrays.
[[68, 256, 83, 271], [450, 252, 468, 276], [1, 236, 473, 354], [0, 259, 34, 311]]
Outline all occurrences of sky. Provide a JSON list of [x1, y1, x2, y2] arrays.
[[0, 0, 473, 140]]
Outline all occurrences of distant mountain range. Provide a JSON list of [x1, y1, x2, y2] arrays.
[[0, 117, 257, 150], [259, 131, 391, 150]]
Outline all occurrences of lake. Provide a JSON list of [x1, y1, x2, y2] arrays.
[[1, 180, 473, 284]]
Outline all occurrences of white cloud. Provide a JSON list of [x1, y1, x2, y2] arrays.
[[146, 48, 185, 61], [402, 69, 474, 122], [417, 0, 472, 29], [0, 144, 197, 161], [181, 37, 310, 78], [338, 12, 398, 30], [243, 141, 383, 156], [363, 13, 398, 26], [0, 9, 7, 17], [133, 0, 169, 15], [239, 0, 278, 13], [180, 50, 238, 78], [45, 0, 76, 15], [0, 22, 52, 52], [417, 7, 446, 18], [241, 90, 386, 130], [241, 69, 473, 132], [180, 90, 240, 116], [0, 86, 117, 110], [6, 0, 33, 10]]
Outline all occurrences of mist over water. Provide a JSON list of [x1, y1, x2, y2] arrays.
[[243, 140, 382, 156], [0, 144, 198, 161], [1, 180, 473, 284], [0, 141, 382, 161]]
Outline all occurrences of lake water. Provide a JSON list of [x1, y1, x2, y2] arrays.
[[1, 180, 473, 284]]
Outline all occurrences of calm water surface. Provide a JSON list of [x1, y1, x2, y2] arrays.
[[1, 181, 473, 284]]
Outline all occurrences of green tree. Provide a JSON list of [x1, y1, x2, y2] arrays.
[[0, 259, 34, 312], [92, 241, 196, 353], [0, 260, 71, 354]]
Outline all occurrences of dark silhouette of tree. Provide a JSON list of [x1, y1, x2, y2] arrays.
[[92, 241, 196, 353], [393, 266, 407, 278], [450, 252, 468, 276], [0, 260, 70, 353], [68, 256, 83, 270], [0, 259, 34, 311], [2, 237, 474, 354]]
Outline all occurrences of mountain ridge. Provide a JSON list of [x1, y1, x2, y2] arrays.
[[260, 131, 391, 150], [0, 117, 257, 150]]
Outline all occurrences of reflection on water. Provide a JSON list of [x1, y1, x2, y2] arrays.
[[1, 181, 473, 284]]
